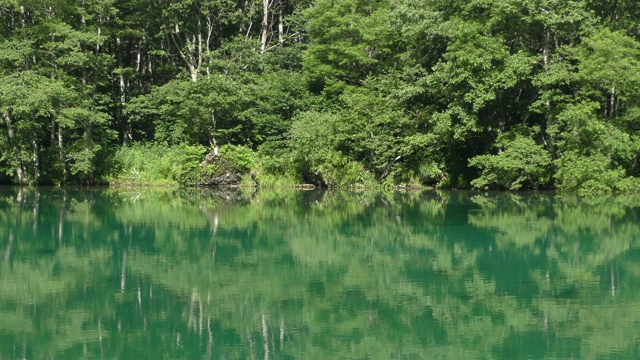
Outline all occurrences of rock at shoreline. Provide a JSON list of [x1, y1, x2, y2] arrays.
[[198, 150, 241, 186]]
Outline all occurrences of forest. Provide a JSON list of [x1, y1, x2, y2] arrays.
[[1, 0, 640, 193]]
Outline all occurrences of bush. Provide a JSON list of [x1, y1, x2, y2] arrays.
[[469, 134, 552, 190], [554, 152, 639, 194], [218, 145, 257, 174], [288, 111, 375, 187], [253, 147, 304, 187]]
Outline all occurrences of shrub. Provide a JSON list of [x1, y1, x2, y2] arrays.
[[469, 134, 552, 190], [554, 152, 639, 194], [219, 145, 257, 174]]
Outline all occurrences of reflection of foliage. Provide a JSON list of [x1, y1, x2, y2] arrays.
[[0, 189, 639, 359]]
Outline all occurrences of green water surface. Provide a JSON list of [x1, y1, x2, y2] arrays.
[[1, 188, 639, 359]]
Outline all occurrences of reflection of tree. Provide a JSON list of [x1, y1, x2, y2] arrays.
[[0, 190, 112, 358], [0, 189, 639, 358], [470, 193, 640, 358]]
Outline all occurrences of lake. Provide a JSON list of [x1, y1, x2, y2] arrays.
[[0, 187, 639, 359]]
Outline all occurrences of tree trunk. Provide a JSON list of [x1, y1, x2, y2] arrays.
[[197, 18, 203, 77], [170, 28, 200, 82], [84, 129, 94, 184], [542, 29, 549, 70], [610, 82, 615, 118], [2, 111, 26, 185], [261, 0, 269, 53], [278, 2, 284, 47], [31, 137, 40, 183], [136, 41, 142, 73], [58, 123, 67, 183], [206, 13, 214, 77]]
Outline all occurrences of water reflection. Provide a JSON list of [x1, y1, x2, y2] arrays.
[[0, 187, 639, 359]]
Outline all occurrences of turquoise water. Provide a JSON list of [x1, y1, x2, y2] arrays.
[[0, 188, 639, 359]]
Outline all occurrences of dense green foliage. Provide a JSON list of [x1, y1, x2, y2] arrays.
[[1, 0, 639, 191]]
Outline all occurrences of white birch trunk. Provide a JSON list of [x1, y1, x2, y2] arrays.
[[2, 111, 26, 184], [278, 4, 284, 46], [261, 0, 269, 53]]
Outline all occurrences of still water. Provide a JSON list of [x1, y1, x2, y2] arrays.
[[0, 187, 639, 359]]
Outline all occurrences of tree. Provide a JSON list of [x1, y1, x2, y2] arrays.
[[470, 131, 552, 190], [549, 28, 640, 192], [303, 0, 397, 96], [0, 72, 67, 184]]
